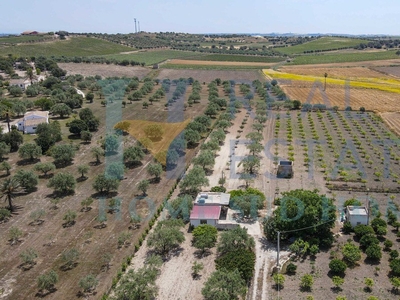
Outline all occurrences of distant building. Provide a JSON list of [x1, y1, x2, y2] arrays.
[[21, 31, 39, 35], [17, 111, 49, 134], [346, 206, 369, 227], [9, 78, 32, 90]]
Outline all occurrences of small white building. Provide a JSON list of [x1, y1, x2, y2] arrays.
[[346, 206, 369, 227], [189, 205, 221, 228], [17, 111, 49, 133], [9, 78, 32, 90]]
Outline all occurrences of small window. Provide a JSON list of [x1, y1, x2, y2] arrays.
[[200, 219, 207, 224], [32, 127, 37, 130], [357, 222, 361, 225]]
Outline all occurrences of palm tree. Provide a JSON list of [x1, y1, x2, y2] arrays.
[[1, 108, 14, 132], [1, 177, 23, 211], [324, 73, 328, 91]]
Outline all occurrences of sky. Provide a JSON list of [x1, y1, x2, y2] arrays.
[[1, 0, 399, 35]]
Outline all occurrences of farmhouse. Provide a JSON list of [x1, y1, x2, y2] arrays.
[[17, 111, 49, 134], [190, 205, 222, 227], [21, 31, 39, 35], [346, 206, 369, 227], [9, 78, 32, 90], [190, 192, 238, 229]]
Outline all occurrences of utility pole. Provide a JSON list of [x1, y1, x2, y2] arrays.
[[138, 21, 140, 33], [276, 231, 280, 268], [134, 18, 137, 33]]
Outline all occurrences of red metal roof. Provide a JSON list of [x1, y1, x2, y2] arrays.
[[190, 205, 221, 220]]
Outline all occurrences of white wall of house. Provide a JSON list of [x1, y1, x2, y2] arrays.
[[24, 125, 39, 134], [347, 214, 368, 227], [17, 121, 24, 131], [190, 219, 218, 228]]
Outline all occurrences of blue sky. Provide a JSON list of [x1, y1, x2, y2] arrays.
[[1, 0, 399, 35]]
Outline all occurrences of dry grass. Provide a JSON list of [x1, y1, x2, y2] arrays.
[[58, 63, 151, 79], [279, 66, 393, 80], [281, 80, 400, 112], [125, 119, 191, 165]]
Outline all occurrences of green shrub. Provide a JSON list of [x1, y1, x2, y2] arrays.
[[329, 259, 347, 274], [286, 262, 297, 274], [354, 225, 374, 238], [342, 221, 353, 234]]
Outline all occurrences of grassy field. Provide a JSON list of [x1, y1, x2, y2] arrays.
[[290, 49, 399, 65], [0, 37, 132, 57], [180, 53, 284, 63], [101, 50, 200, 65], [275, 37, 370, 55], [0, 34, 55, 44]]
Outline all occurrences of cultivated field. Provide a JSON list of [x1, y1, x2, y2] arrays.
[[101, 50, 200, 65], [290, 50, 399, 65], [280, 66, 394, 80], [180, 54, 284, 63], [0, 34, 56, 44], [0, 37, 132, 57], [275, 37, 370, 55], [58, 63, 151, 79], [280, 81, 400, 112], [166, 59, 277, 68], [381, 112, 400, 136], [157, 69, 265, 83], [264, 68, 400, 112], [374, 66, 400, 78]]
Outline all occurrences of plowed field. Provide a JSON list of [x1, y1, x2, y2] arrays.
[[281, 80, 400, 112], [381, 112, 400, 136]]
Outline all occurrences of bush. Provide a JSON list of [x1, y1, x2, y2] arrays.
[[384, 239, 393, 251], [354, 225, 374, 238], [210, 186, 226, 193], [390, 250, 399, 260], [0, 208, 11, 222], [342, 221, 353, 234], [342, 242, 361, 265], [365, 244, 382, 260], [390, 258, 400, 276], [329, 259, 347, 274], [371, 218, 387, 231], [300, 274, 314, 291], [79, 274, 99, 293], [359, 234, 379, 249], [272, 273, 285, 290], [215, 249, 255, 283], [286, 262, 297, 274]]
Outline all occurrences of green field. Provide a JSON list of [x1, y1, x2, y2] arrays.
[[291, 49, 399, 65], [161, 63, 269, 70], [0, 34, 55, 44], [181, 53, 284, 63], [101, 50, 200, 65], [0, 37, 132, 57], [276, 37, 370, 55]]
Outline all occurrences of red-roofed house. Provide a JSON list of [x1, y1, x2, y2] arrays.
[[190, 205, 221, 227]]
